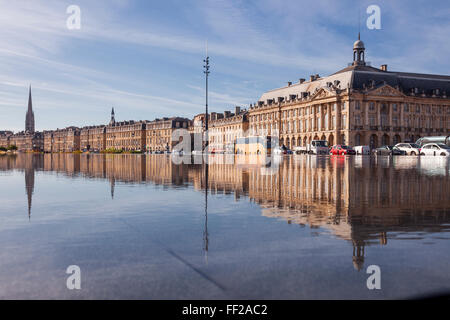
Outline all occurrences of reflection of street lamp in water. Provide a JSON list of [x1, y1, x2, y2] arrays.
[[203, 162, 209, 264]]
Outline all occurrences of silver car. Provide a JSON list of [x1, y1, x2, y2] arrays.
[[420, 143, 450, 156], [394, 143, 421, 156]]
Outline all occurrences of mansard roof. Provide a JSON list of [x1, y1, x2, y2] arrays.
[[258, 65, 450, 104], [258, 45, 450, 104]]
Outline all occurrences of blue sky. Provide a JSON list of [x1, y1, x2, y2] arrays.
[[0, 0, 449, 132]]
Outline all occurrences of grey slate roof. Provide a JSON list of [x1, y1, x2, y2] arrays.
[[259, 64, 450, 102]]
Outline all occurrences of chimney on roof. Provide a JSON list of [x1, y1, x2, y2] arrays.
[[224, 111, 231, 118], [310, 75, 315, 82], [315, 74, 320, 80], [380, 64, 388, 71], [235, 106, 241, 115], [299, 78, 305, 84], [287, 81, 292, 87]]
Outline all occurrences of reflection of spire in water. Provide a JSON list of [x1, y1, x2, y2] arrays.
[[352, 241, 365, 271], [110, 177, 115, 199], [203, 162, 209, 264], [25, 163, 35, 221]]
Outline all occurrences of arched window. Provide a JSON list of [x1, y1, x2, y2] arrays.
[[355, 134, 361, 146]]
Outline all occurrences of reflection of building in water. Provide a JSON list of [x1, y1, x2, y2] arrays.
[[2, 154, 449, 270], [24, 156, 36, 220], [251, 156, 450, 270], [43, 153, 80, 176], [0, 154, 42, 219]]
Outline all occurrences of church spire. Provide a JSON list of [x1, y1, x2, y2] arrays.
[[25, 85, 35, 133], [109, 107, 116, 126]]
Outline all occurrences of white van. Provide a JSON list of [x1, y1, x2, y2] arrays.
[[307, 140, 329, 155], [354, 145, 370, 155]]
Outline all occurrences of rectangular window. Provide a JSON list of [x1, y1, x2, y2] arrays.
[[404, 104, 409, 112], [393, 103, 397, 112], [355, 101, 360, 110], [393, 116, 398, 126], [369, 102, 375, 111]]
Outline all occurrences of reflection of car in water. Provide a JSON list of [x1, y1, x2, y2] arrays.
[[420, 143, 450, 156], [235, 136, 272, 155], [418, 156, 450, 176], [373, 145, 406, 156]]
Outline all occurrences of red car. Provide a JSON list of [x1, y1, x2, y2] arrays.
[[330, 145, 356, 155]]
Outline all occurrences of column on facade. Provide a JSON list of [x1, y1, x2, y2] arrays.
[[377, 101, 381, 129], [388, 102, 393, 127], [365, 101, 369, 127]]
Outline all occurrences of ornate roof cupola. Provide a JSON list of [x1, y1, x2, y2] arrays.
[[109, 107, 116, 126], [25, 86, 35, 133], [352, 33, 366, 66]]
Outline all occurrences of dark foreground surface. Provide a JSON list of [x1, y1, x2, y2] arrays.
[[0, 153, 449, 299]]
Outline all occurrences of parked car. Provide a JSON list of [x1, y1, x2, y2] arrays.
[[419, 143, 450, 156], [373, 145, 406, 156], [416, 136, 450, 148], [330, 145, 356, 155], [307, 140, 329, 155], [354, 145, 370, 155], [394, 143, 421, 156], [273, 145, 288, 155], [293, 146, 306, 154]]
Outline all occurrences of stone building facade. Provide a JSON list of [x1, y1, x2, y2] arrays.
[[47, 127, 81, 152], [9, 132, 43, 152], [80, 125, 106, 152], [43, 131, 54, 153], [106, 121, 146, 151], [0, 131, 13, 148], [145, 117, 191, 152], [209, 107, 249, 153], [249, 36, 450, 149]]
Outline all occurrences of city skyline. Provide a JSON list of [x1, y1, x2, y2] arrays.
[[1, 0, 450, 132]]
